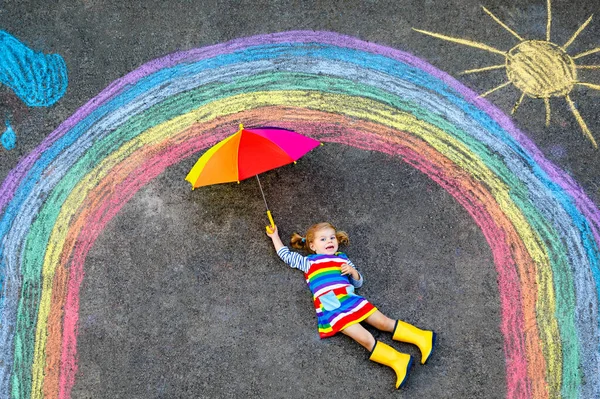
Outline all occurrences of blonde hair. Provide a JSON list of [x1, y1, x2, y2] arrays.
[[290, 222, 349, 253]]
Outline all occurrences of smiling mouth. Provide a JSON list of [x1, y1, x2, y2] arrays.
[[326, 245, 335, 250]]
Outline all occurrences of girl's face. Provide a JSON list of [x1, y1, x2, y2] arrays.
[[309, 227, 339, 255]]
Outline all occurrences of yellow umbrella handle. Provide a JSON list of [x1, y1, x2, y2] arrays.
[[266, 210, 275, 234]]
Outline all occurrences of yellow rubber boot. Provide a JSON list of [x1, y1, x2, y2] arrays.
[[393, 320, 437, 364], [369, 341, 413, 389]]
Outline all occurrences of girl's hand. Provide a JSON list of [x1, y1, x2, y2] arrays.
[[266, 224, 279, 238], [266, 224, 285, 251], [341, 263, 359, 280]]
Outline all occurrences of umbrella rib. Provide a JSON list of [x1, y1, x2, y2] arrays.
[[235, 131, 241, 182]]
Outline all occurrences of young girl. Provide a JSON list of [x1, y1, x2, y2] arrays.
[[266, 222, 436, 389]]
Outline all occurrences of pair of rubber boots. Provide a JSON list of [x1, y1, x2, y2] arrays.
[[369, 320, 436, 389]]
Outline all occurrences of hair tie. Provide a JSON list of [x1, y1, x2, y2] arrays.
[[301, 237, 306, 243]]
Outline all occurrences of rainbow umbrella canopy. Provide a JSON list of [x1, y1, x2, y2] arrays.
[[185, 124, 321, 229], [185, 124, 320, 187]]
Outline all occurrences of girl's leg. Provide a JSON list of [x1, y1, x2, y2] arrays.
[[340, 323, 376, 350], [392, 320, 437, 364], [364, 310, 395, 332], [366, 310, 436, 364], [341, 323, 413, 389]]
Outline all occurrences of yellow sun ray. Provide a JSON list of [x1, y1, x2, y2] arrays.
[[461, 64, 505, 75], [512, 92, 527, 114], [545, 98, 551, 126], [547, 0, 552, 41], [566, 95, 598, 148], [412, 29, 507, 55], [576, 82, 600, 90], [482, 6, 524, 41], [563, 14, 594, 50], [576, 65, 600, 69], [573, 47, 600, 59], [480, 81, 513, 97]]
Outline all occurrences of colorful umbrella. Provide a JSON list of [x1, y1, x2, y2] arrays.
[[185, 124, 321, 231]]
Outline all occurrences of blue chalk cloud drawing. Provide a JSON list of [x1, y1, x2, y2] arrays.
[[0, 30, 68, 150], [0, 31, 68, 106], [1, 120, 16, 150]]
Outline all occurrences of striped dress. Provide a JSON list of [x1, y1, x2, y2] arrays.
[[277, 246, 378, 338]]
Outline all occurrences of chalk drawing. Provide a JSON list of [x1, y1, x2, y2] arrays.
[[1, 120, 16, 150], [0, 31, 68, 107], [0, 31, 598, 399], [414, 0, 600, 148]]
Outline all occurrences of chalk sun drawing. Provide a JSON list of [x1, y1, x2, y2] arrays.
[[0, 31, 599, 399], [414, 0, 600, 148]]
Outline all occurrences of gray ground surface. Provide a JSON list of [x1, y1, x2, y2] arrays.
[[1, 0, 599, 398]]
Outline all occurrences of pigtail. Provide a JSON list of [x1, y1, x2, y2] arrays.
[[336, 230, 349, 246], [290, 232, 308, 250]]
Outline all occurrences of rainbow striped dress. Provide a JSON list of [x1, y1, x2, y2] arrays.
[[277, 247, 378, 338]]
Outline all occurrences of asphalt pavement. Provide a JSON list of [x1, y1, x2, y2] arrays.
[[1, 0, 599, 398]]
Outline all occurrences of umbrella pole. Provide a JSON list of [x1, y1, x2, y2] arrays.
[[256, 174, 275, 232]]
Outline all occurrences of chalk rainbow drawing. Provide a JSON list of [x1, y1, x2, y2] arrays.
[[0, 31, 599, 399], [415, 0, 600, 148], [0, 30, 68, 107]]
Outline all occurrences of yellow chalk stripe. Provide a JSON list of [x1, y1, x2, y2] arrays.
[[412, 28, 507, 56], [461, 64, 505, 75], [480, 81, 512, 98], [546, 0, 552, 41], [562, 14, 593, 50], [512, 93, 527, 115], [482, 6, 524, 41], [577, 82, 600, 90], [573, 47, 600, 60], [565, 95, 598, 149], [576, 65, 600, 69]]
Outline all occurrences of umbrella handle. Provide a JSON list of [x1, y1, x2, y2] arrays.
[[266, 210, 275, 234]]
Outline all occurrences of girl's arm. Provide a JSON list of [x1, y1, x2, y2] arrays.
[[266, 224, 285, 251], [266, 225, 310, 272], [343, 259, 364, 288]]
